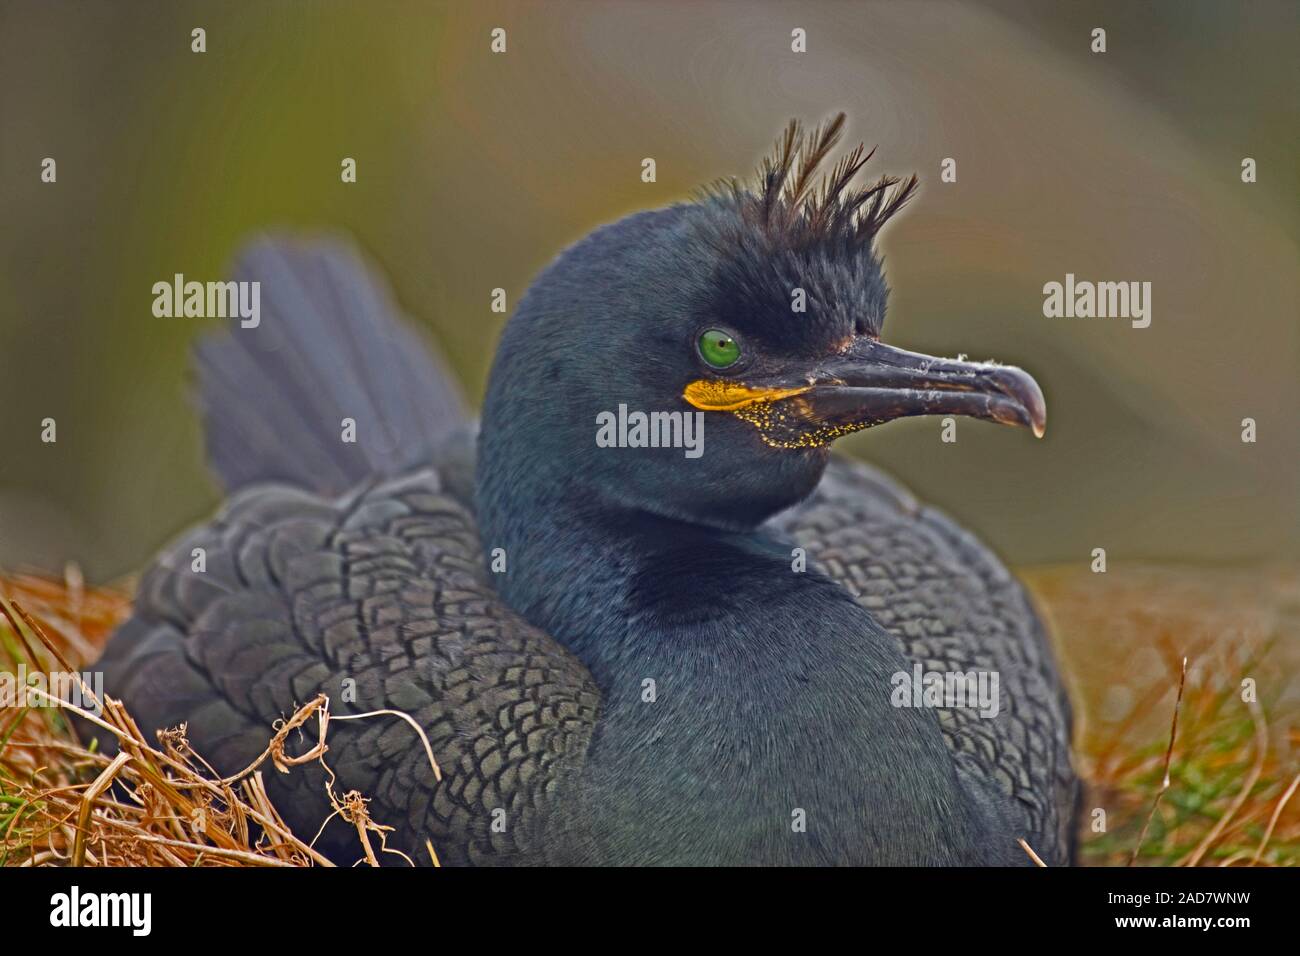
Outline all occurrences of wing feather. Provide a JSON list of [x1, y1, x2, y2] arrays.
[[95, 468, 600, 865]]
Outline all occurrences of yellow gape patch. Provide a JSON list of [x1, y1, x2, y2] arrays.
[[682, 379, 811, 412], [684, 379, 873, 450]]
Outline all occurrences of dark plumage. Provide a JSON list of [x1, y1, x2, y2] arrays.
[[92, 117, 1077, 865]]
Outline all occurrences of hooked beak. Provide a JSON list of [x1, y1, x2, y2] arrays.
[[684, 339, 1046, 446]]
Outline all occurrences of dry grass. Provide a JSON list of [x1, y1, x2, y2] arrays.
[[0, 570, 438, 867], [1024, 562, 1300, 867], [2, 563, 1296, 867]]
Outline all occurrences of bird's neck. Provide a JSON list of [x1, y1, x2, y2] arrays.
[[478, 485, 1010, 864]]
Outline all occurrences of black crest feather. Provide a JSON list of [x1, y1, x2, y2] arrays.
[[708, 113, 919, 250]]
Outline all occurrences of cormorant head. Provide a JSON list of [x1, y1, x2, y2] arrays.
[[479, 115, 1045, 533]]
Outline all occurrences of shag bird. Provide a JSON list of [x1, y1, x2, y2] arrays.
[[93, 116, 1077, 865]]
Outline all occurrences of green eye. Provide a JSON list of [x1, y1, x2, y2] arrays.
[[698, 329, 741, 369]]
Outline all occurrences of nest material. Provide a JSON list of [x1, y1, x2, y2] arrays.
[[2, 565, 1295, 866], [0, 572, 439, 867]]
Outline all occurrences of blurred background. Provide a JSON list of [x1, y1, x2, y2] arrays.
[[0, 0, 1297, 864], [2, 0, 1296, 578], [1, 0, 1296, 577]]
